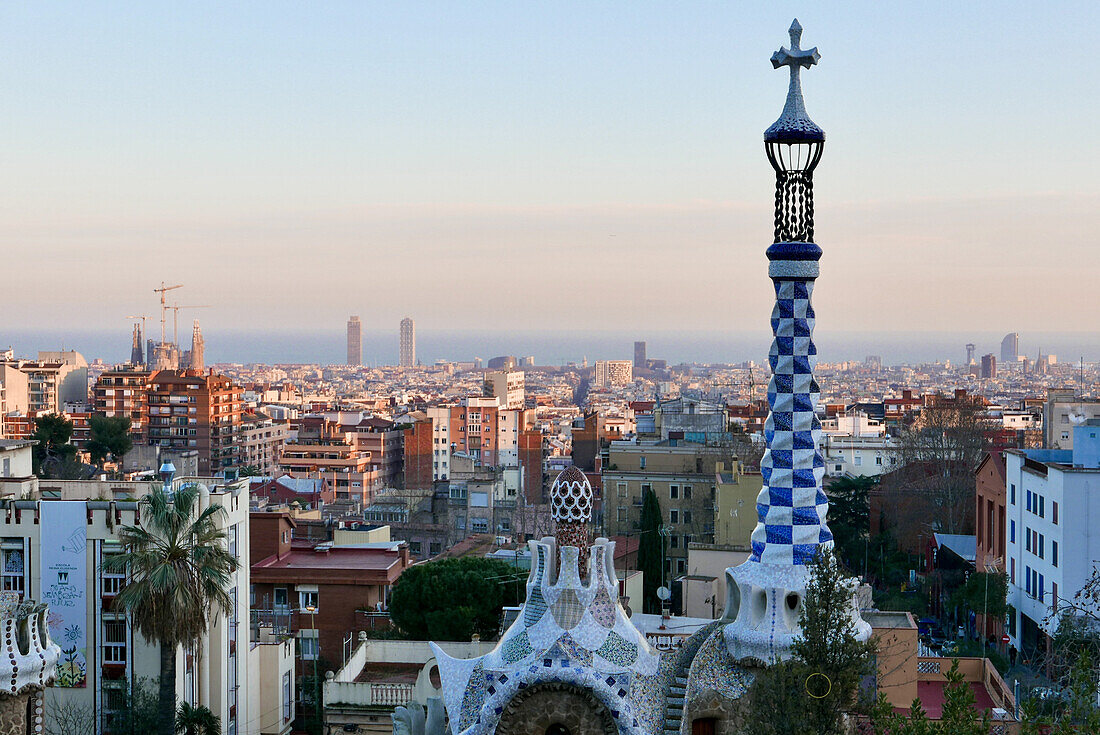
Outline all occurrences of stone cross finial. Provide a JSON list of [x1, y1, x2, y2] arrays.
[[765, 19, 824, 144], [771, 19, 819, 74]]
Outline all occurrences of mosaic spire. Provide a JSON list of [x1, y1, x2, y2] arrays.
[[753, 18, 830, 567], [724, 21, 869, 664]]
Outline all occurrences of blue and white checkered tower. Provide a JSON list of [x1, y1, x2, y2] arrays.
[[723, 20, 871, 664]]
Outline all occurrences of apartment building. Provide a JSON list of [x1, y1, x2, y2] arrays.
[[1042, 388, 1100, 449], [92, 368, 154, 443], [148, 370, 243, 475], [0, 356, 89, 415], [0, 476, 293, 735], [594, 360, 632, 388], [249, 512, 411, 680], [602, 439, 725, 579], [1005, 421, 1100, 661], [425, 397, 534, 482], [482, 370, 525, 410], [240, 411, 289, 476]]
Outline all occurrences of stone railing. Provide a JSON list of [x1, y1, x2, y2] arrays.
[[324, 679, 414, 708]]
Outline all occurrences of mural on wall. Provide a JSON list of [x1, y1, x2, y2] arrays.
[[40, 502, 88, 687]]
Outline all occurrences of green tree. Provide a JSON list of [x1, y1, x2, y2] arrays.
[[937, 659, 989, 735], [637, 487, 664, 614], [175, 702, 220, 735], [948, 572, 1007, 625], [1049, 651, 1100, 734], [743, 550, 876, 735], [868, 693, 935, 735], [104, 485, 240, 735], [31, 413, 76, 476], [825, 476, 875, 574], [237, 464, 262, 477], [388, 557, 525, 641], [105, 678, 159, 735], [87, 415, 133, 468]]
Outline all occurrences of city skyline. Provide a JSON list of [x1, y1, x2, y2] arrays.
[[0, 3, 1096, 334]]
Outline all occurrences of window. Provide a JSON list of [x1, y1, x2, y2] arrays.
[[299, 633, 319, 660], [1052, 501, 1058, 525], [1038, 534, 1044, 559], [1039, 496, 1045, 518], [1052, 582, 1058, 611], [617, 482, 627, 498], [1010, 557, 1015, 583], [617, 507, 626, 523], [274, 587, 288, 609], [283, 672, 292, 723], [1052, 540, 1058, 568], [2, 540, 25, 596], [1061, 431, 1070, 440], [103, 619, 126, 663], [670, 485, 679, 499], [1025, 529, 1030, 552], [1039, 574, 1045, 601], [683, 510, 692, 524], [670, 535, 679, 549], [409, 541, 422, 556], [639, 456, 646, 469], [875, 456, 883, 465], [429, 542, 442, 556], [670, 509, 678, 524], [1010, 484, 1015, 505], [835, 464, 843, 472], [677, 559, 686, 574], [854, 456, 862, 466], [1025, 566, 1031, 595], [1010, 520, 1015, 544], [683, 485, 692, 499], [1026, 491, 1032, 513], [471, 518, 489, 533]]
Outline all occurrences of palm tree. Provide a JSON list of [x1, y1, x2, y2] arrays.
[[175, 701, 221, 735], [105, 484, 240, 735]]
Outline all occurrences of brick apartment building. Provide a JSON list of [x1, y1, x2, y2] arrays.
[[148, 369, 242, 475], [250, 511, 411, 672], [975, 451, 1008, 643], [92, 368, 154, 443]]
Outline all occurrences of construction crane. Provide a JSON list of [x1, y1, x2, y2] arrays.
[[168, 304, 211, 346], [125, 314, 148, 341], [153, 282, 183, 343]]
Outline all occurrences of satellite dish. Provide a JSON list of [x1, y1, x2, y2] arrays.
[[1069, 407, 1088, 425], [657, 586, 671, 601]]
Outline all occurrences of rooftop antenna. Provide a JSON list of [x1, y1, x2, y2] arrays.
[[153, 282, 183, 343]]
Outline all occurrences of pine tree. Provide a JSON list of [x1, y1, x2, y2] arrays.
[[790, 550, 877, 735], [936, 659, 989, 735], [637, 488, 664, 614]]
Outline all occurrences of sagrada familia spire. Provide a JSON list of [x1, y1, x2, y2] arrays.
[[722, 20, 871, 664]]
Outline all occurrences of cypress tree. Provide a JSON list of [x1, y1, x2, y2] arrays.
[[637, 487, 664, 614]]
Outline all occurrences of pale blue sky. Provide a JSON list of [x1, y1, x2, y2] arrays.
[[0, 2, 1096, 338]]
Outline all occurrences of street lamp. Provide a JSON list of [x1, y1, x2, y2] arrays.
[[306, 604, 319, 727]]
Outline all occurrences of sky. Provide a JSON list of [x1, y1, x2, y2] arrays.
[[0, 2, 1097, 343]]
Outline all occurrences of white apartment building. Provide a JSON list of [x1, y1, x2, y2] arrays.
[[483, 370, 525, 410], [594, 360, 633, 388], [427, 396, 529, 482], [1042, 389, 1100, 449], [821, 435, 899, 478], [0, 476, 294, 735], [1005, 421, 1100, 659]]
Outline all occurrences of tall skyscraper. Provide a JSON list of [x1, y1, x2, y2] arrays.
[[981, 353, 997, 379], [965, 342, 976, 365], [347, 315, 362, 366], [633, 341, 646, 368], [190, 320, 205, 371], [724, 21, 870, 663], [399, 317, 416, 367], [1000, 332, 1019, 363]]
